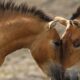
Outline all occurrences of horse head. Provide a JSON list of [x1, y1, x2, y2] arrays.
[[51, 15, 80, 80], [30, 21, 64, 80], [53, 13, 80, 68]]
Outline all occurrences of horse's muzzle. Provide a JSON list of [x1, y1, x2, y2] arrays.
[[49, 64, 65, 80]]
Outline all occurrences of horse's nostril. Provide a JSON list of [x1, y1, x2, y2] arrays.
[[54, 40, 62, 47]]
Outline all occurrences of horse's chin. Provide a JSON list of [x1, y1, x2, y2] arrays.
[[40, 61, 64, 80]]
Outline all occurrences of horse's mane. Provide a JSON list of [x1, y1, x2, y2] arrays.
[[70, 6, 80, 20], [0, 0, 53, 22]]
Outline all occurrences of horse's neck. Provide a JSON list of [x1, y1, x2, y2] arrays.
[[0, 13, 47, 60]]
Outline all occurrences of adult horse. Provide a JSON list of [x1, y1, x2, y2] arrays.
[[0, 1, 64, 80]]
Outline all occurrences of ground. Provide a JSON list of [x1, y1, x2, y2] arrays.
[[0, 0, 80, 80]]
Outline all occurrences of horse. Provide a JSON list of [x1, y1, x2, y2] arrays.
[[51, 6, 80, 80], [0, 1, 64, 80], [31, 28, 64, 80], [62, 6, 80, 80], [53, 6, 80, 68]]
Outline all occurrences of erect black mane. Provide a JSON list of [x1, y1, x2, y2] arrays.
[[0, 0, 53, 22], [70, 6, 80, 20]]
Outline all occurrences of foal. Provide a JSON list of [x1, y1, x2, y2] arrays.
[[31, 27, 64, 80], [52, 7, 80, 68], [53, 7, 80, 68], [52, 6, 80, 80], [0, 1, 64, 80], [0, 1, 52, 65]]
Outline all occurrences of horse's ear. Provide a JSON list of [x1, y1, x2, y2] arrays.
[[54, 16, 70, 27], [73, 20, 80, 28], [48, 21, 57, 29]]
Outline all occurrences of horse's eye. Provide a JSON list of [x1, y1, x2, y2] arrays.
[[73, 40, 80, 48], [73, 43, 80, 47], [54, 40, 62, 47]]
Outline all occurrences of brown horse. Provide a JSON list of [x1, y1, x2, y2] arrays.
[[62, 7, 80, 80], [53, 7, 80, 68], [31, 28, 64, 80], [52, 7, 80, 80], [0, 1, 64, 80]]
